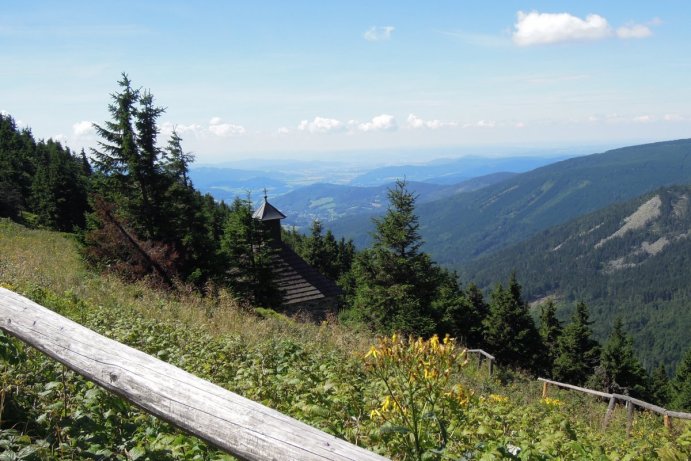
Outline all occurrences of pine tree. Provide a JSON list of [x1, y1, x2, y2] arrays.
[[91, 74, 169, 240], [482, 274, 542, 372], [0, 114, 35, 218], [163, 129, 194, 187], [436, 272, 482, 347], [553, 302, 600, 385], [304, 220, 327, 272], [539, 299, 562, 376], [30, 140, 89, 231], [649, 363, 671, 407], [349, 179, 440, 335], [221, 197, 281, 308], [671, 347, 691, 411], [592, 319, 648, 398]]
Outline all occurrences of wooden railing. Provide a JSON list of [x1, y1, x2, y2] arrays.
[[539, 377, 691, 435], [0, 287, 388, 461], [466, 349, 496, 376]]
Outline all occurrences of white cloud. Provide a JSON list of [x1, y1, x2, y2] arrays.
[[464, 120, 496, 128], [358, 114, 397, 132], [616, 24, 652, 39], [277, 127, 290, 134], [515, 122, 526, 129], [208, 117, 246, 137], [297, 116, 345, 134], [513, 11, 656, 46], [663, 114, 685, 122], [406, 113, 457, 129], [73, 120, 95, 137], [513, 11, 611, 46], [53, 134, 68, 144], [364, 26, 395, 42], [633, 115, 653, 123]]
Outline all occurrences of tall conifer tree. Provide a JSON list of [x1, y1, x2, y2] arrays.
[[553, 302, 600, 385]]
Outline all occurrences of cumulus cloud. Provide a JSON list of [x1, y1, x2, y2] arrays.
[[364, 26, 395, 42], [513, 11, 656, 46], [358, 114, 397, 132], [513, 11, 611, 46], [406, 114, 457, 129], [297, 116, 345, 134], [208, 117, 246, 137], [616, 24, 652, 39], [73, 120, 95, 137]]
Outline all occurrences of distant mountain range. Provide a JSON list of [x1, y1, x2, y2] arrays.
[[190, 154, 563, 205], [273, 172, 516, 229], [330, 139, 691, 265], [349, 156, 564, 186], [462, 185, 691, 371]]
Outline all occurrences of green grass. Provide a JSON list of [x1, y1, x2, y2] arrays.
[[1, 219, 690, 460]]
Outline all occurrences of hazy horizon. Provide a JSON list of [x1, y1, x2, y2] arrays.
[[2, 1, 690, 164]]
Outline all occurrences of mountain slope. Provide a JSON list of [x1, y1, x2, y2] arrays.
[[462, 185, 691, 370], [329, 139, 691, 262], [273, 173, 515, 229]]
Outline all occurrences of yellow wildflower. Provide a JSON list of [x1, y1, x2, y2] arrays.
[[365, 345, 378, 359]]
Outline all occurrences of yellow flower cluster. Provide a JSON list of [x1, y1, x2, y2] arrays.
[[488, 394, 509, 403], [364, 333, 472, 457], [541, 397, 563, 407]]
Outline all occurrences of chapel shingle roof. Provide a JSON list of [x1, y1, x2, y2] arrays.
[[252, 198, 286, 221], [273, 243, 341, 306]]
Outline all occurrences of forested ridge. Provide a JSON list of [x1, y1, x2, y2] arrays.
[[462, 185, 691, 372]]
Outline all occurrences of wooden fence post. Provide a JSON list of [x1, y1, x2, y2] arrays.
[[664, 414, 671, 430], [626, 400, 634, 437], [542, 381, 548, 399], [603, 396, 616, 429], [488, 358, 493, 377]]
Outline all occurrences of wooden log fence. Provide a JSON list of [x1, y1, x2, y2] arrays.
[[466, 349, 495, 376], [539, 377, 691, 434], [0, 287, 388, 461]]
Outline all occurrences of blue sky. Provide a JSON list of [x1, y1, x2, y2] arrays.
[[2, 1, 690, 163]]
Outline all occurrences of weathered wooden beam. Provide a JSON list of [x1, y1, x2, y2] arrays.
[[467, 349, 495, 361], [0, 288, 388, 461], [666, 410, 691, 420], [539, 377, 691, 428], [612, 393, 667, 416], [537, 378, 613, 399]]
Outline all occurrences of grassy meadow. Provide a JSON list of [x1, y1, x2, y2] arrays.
[[0, 218, 689, 460]]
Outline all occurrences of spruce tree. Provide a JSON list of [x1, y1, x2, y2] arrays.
[[91, 74, 168, 240], [553, 302, 600, 385], [163, 129, 194, 187], [539, 299, 562, 376], [221, 197, 281, 308], [649, 363, 671, 406], [592, 319, 648, 397], [349, 179, 440, 335], [482, 274, 542, 372], [671, 347, 691, 411]]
